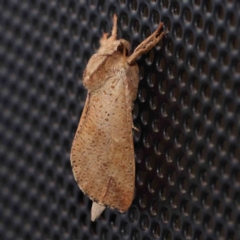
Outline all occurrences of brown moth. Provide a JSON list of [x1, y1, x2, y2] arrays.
[[71, 15, 165, 221]]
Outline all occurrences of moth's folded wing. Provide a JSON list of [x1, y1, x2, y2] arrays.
[[70, 76, 135, 212]]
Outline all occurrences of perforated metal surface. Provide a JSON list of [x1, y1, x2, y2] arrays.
[[0, 0, 239, 239]]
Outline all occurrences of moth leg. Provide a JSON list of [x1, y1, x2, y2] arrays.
[[132, 125, 139, 132], [109, 14, 117, 41], [100, 32, 109, 46], [100, 14, 117, 46], [127, 22, 165, 64], [91, 201, 106, 221]]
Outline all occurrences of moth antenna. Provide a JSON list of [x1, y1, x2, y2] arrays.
[[127, 22, 165, 64], [91, 201, 106, 221], [110, 14, 117, 40]]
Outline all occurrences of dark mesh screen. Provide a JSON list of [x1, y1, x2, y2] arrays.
[[0, 0, 239, 239]]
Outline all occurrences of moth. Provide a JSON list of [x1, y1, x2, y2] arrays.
[[71, 15, 165, 221]]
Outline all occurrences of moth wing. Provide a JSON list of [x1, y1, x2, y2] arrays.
[[73, 95, 89, 132], [70, 74, 135, 212]]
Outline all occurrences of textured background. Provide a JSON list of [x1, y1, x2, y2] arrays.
[[0, 0, 239, 239]]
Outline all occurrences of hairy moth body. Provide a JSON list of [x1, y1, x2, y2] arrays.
[[71, 15, 165, 221]]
